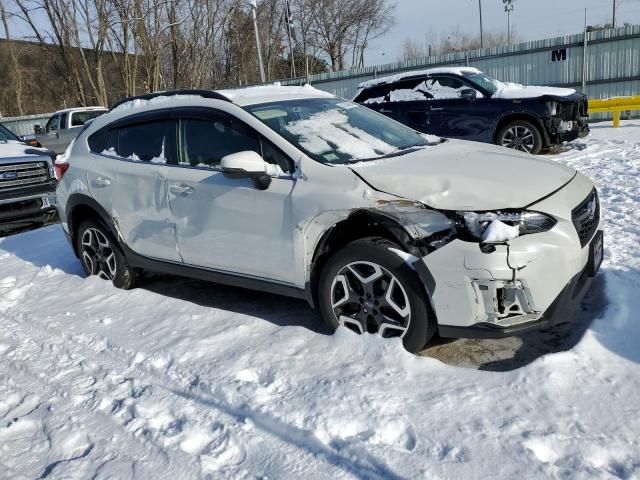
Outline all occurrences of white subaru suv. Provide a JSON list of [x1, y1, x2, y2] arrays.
[[55, 86, 603, 353]]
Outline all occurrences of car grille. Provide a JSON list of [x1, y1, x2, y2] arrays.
[[0, 162, 50, 192], [572, 188, 600, 247]]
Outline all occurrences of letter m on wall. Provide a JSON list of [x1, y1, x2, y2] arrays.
[[551, 48, 567, 62]]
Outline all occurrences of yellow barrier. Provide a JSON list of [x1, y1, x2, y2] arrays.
[[589, 96, 640, 128]]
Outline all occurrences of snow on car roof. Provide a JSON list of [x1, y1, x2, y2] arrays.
[[358, 66, 482, 89], [217, 84, 335, 106], [110, 85, 335, 112], [54, 106, 107, 114]]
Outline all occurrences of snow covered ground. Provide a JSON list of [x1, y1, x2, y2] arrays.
[[1, 121, 639, 479]]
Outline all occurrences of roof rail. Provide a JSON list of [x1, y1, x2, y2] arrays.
[[109, 89, 232, 110]]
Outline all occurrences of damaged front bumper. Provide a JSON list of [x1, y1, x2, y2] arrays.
[[545, 97, 590, 145], [422, 179, 602, 339], [436, 241, 601, 338]]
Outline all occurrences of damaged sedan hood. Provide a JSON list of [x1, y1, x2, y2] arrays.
[[349, 140, 576, 210], [492, 83, 577, 100]]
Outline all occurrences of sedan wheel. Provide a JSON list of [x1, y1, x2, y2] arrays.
[[331, 261, 411, 338], [497, 120, 543, 154]]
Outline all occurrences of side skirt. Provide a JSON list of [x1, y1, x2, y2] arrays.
[[123, 245, 312, 305]]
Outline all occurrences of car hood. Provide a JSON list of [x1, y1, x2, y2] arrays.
[[492, 83, 579, 100], [349, 140, 576, 210], [0, 141, 52, 163]]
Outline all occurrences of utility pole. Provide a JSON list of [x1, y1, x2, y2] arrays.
[[503, 0, 515, 47], [249, 0, 266, 83], [284, 0, 296, 78], [612, 0, 617, 28], [479, 0, 484, 49], [582, 8, 588, 92]]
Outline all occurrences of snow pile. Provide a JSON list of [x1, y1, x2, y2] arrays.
[[112, 94, 206, 112], [0, 121, 639, 478], [285, 108, 395, 160], [482, 219, 520, 242], [493, 82, 576, 99], [219, 84, 334, 106], [364, 79, 479, 103], [358, 66, 482, 89], [389, 88, 427, 102], [101, 140, 167, 164]]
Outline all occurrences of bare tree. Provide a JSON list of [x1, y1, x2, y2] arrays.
[[399, 27, 521, 61], [0, 0, 24, 114], [0, 0, 395, 114], [295, 0, 393, 72]]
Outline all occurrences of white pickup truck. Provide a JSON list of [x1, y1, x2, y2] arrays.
[[35, 106, 107, 154]]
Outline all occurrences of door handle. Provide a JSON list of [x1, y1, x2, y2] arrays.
[[169, 184, 194, 196], [379, 108, 393, 114], [430, 107, 444, 111], [92, 177, 111, 188]]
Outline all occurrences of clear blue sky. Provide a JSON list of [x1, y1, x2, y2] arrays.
[[366, 0, 640, 64]]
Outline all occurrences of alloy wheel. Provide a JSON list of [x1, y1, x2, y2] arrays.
[[501, 125, 535, 153], [81, 227, 117, 280], [330, 261, 411, 338]]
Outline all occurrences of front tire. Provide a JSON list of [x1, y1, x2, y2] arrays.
[[76, 220, 137, 289], [317, 237, 435, 353], [497, 120, 543, 154]]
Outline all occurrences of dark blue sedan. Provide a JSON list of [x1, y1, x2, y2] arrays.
[[353, 67, 589, 154]]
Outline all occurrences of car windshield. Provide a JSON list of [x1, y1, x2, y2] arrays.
[[245, 98, 438, 164], [463, 72, 505, 96], [0, 124, 19, 142]]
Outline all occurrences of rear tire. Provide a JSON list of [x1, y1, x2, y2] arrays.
[[76, 220, 137, 289], [317, 237, 435, 353], [497, 120, 543, 155]]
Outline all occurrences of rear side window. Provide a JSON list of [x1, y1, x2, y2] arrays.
[[104, 120, 172, 164], [71, 110, 105, 127], [88, 129, 108, 152], [354, 84, 394, 104], [356, 76, 471, 103]]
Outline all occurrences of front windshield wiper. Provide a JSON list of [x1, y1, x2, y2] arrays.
[[341, 144, 434, 164]]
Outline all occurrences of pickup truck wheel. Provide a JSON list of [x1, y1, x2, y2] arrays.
[[497, 120, 543, 154], [317, 237, 435, 353], [76, 220, 137, 289]]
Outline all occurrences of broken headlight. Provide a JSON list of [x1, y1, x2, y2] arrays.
[[459, 211, 556, 241], [547, 101, 558, 116]]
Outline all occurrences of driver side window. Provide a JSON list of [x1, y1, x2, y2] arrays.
[[179, 115, 294, 173], [45, 115, 59, 133], [179, 117, 260, 169]]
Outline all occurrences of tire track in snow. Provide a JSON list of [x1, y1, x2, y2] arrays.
[[1, 304, 404, 479]]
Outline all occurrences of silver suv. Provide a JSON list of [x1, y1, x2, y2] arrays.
[[56, 88, 603, 352]]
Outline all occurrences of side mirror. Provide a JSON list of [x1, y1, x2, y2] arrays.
[[221, 151, 272, 190], [34, 125, 43, 134], [460, 88, 477, 100]]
